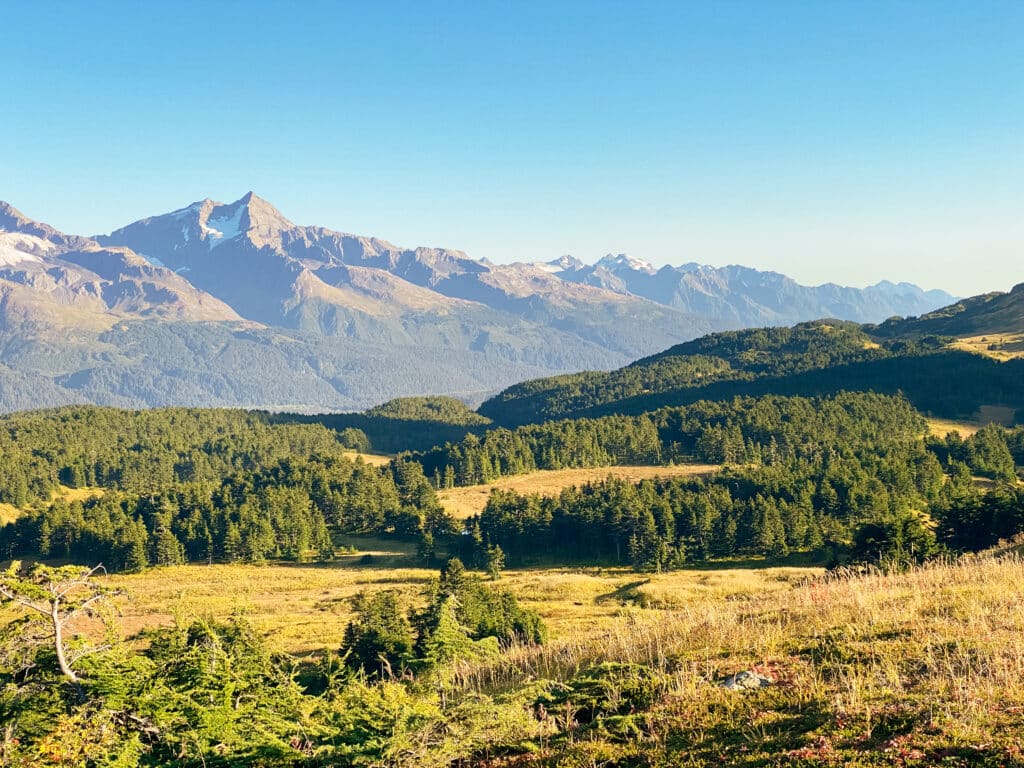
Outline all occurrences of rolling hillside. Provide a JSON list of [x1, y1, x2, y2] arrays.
[[480, 286, 1024, 428]]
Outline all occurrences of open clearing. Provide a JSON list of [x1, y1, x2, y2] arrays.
[[437, 463, 722, 518], [0, 503, 21, 525], [0, 486, 105, 525], [341, 450, 392, 467], [88, 557, 815, 655], [924, 417, 982, 438], [53, 485, 106, 503], [950, 333, 1024, 361]]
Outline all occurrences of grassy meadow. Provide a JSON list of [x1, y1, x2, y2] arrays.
[[438, 462, 721, 519], [8, 534, 1024, 764], [341, 450, 393, 467], [93, 541, 809, 655], [950, 333, 1024, 362], [42, 545, 1023, 765]]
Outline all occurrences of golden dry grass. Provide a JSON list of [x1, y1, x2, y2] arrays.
[[0, 486, 105, 526], [950, 333, 1024, 361], [90, 557, 812, 656], [11, 548, 1024, 760], [52, 485, 106, 504], [455, 553, 1024, 752], [924, 417, 982, 438], [438, 463, 721, 519], [342, 451, 393, 467], [106, 563, 433, 654], [0, 503, 22, 526]]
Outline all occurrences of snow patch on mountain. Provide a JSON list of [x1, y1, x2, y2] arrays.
[[205, 205, 246, 249], [0, 233, 52, 266], [597, 253, 657, 274], [139, 253, 167, 268]]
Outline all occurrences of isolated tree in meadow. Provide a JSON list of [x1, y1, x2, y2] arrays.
[[0, 561, 118, 683], [485, 544, 505, 580]]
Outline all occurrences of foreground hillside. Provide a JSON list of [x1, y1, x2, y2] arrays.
[[0, 386, 1022, 764], [3, 549, 1024, 766]]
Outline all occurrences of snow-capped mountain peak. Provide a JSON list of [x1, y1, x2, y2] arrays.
[[596, 253, 658, 274]]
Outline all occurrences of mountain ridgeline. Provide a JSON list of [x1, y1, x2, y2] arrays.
[[0, 194, 956, 412]]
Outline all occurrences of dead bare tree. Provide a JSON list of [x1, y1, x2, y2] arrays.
[[0, 561, 120, 683]]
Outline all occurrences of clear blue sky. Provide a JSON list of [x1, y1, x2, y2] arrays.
[[2, 1, 1021, 295]]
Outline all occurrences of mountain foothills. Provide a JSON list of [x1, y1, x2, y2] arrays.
[[0, 193, 956, 412], [478, 285, 1024, 428]]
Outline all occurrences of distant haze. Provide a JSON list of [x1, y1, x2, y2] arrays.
[[2, 2, 1021, 296]]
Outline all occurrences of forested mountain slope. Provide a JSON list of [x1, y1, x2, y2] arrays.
[[480, 286, 1024, 427], [873, 281, 1024, 337]]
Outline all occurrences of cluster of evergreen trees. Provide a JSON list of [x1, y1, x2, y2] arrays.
[[0, 408, 452, 570], [1, 397, 1020, 572], [926, 424, 1020, 481], [449, 399, 1024, 570], [476, 321, 944, 426], [411, 392, 926, 488], [341, 558, 545, 677], [283, 396, 492, 454], [413, 414, 664, 487]]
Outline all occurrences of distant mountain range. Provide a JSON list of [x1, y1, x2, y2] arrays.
[[550, 253, 955, 327], [0, 193, 958, 412]]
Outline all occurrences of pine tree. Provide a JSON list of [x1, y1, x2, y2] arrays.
[[485, 545, 505, 580], [423, 596, 474, 667], [417, 530, 436, 565]]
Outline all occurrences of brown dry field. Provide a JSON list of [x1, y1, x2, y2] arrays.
[[342, 450, 392, 467], [950, 333, 1024, 362], [437, 463, 722, 519]]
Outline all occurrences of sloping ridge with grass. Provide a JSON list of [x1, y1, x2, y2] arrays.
[[479, 285, 1024, 428], [873, 281, 1024, 337]]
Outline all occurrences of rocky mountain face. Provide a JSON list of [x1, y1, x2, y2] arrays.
[[0, 202, 240, 329], [96, 194, 710, 357], [0, 193, 959, 412]]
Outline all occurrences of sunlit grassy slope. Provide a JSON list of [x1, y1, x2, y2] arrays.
[[924, 417, 982, 438], [950, 332, 1024, 361], [10, 543, 1024, 763], [341, 450, 393, 466], [437, 463, 721, 519], [70, 548, 1024, 763], [0, 503, 21, 526], [0, 485, 105, 526], [99, 550, 801, 655]]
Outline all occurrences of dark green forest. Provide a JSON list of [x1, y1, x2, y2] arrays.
[[0, 408, 451, 570], [477, 322, 1024, 427], [2, 393, 1021, 574]]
